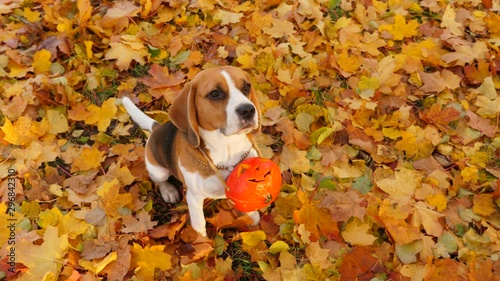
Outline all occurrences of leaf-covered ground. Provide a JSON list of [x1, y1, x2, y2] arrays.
[[1, 0, 500, 280]]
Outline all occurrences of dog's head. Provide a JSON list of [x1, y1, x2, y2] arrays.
[[168, 66, 261, 147]]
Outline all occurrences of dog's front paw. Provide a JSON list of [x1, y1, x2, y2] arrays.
[[246, 211, 260, 226], [158, 181, 180, 203]]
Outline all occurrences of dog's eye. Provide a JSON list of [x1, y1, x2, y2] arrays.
[[241, 82, 251, 95], [207, 90, 224, 100]]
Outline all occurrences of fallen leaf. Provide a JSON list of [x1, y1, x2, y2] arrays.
[[294, 191, 340, 242], [341, 218, 377, 246], [338, 246, 382, 281], [318, 189, 366, 221], [472, 194, 496, 216], [104, 36, 149, 71], [379, 14, 419, 40], [17, 226, 69, 281], [424, 258, 468, 281], [305, 242, 331, 269], [72, 146, 105, 172], [85, 98, 118, 132], [240, 230, 266, 247], [131, 243, 171, 280], [374, 167, 422, 199], [32, 49, 52, 73]]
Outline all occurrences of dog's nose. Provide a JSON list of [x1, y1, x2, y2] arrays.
[[236, 104, 255, 120]]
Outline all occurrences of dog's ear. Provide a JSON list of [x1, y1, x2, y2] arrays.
[[249, 86, 261, 133], [169, 81, 200, 147]]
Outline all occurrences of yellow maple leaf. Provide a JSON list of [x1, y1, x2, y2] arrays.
[[106, 163, 136, 185], [84, 40, 93, 58], [1, 117, 32, 145], [441, 5, 463, 36], [395, 125, 434, 159], [426, 193, 447, 212], [37, 207, 63, 229], [76, 0, 92, 24], [475, 96, 500, 118], [38, 207, 90, 239], [263, 18, 296, 38], [30, 117, 51, 138], [213, 10, 244, 25], [411, 202, 443, 237], [0, 203, 24, 246], [461, 166, 479, 184], [141, 0, 152, 17], [72, 146, 105, 172], [85, 98, 118, 132], [374, 167, 422, 199], [46, 109, 69, 135], [241, 230, 266, 247], [104, 36, 149, 71], [293, 190, 340, 242], [472, 194, 496, 216], [342, 218, 377, 246], [305, 242, 332, 270], [379, 14, 419, 40], [236, 53, 254, 69], [336, 49, 362, 74], [32, 49, 52, 73], [245, 12, 273, 38], [484, 11, 500, 35], [23, 7, 41, 22], [58, 210, 90, 239], [131, 243, 172, 280], [276, 68, 293, 84], [97, 179, 133, 217], [79, 252, 117, 274], [17, 226, 69, 281]]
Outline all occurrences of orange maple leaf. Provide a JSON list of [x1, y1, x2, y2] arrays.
[[293, 191, 340, 242], [420, 104, 461, 129]]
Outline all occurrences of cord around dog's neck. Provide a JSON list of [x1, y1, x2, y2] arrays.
[[195, 148, 250, 171], [197, 136, 261, 186]]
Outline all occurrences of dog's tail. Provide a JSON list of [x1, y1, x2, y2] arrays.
[[122, 97, 159, 132]]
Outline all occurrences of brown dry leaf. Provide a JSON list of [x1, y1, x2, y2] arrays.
[[293, 191, 340, 242], [318, 190, 366, 221], [150, 213, 187, 240], [338, 246, 383, 281], [472, 194, 496, 216], [206, 209, 254, 231], [121, 211, 157, 233], [424, 258, 468, 281], [420, 104, 461, 129], [139, 64, 186, 89]]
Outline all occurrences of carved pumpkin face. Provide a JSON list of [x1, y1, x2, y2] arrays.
[[226, 157, 282, 212]]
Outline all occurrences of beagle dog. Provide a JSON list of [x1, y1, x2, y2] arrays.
[[122, 66, 261, 237]]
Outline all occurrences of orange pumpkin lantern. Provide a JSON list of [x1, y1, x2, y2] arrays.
[[226, 157, 282, 212]]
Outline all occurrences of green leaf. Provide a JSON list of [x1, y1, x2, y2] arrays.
[[170, 50, 191, 65], [269, 241, 290, 254], [319, 178, 336, 190], [395, 240, 423, 264], [310, 127, 335, 145], [295, 112, 314, 132], [352, 174, 372, 194], [306, 146, 322, 161]]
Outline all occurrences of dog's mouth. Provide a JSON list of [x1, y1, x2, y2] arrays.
[[221, 122, 257, 136]]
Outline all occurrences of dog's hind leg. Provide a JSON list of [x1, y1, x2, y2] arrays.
[[146, 155, 180, 203]]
